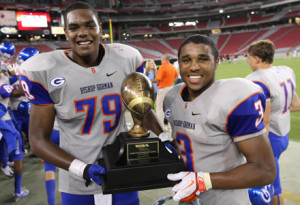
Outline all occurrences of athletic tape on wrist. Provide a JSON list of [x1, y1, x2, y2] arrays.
[[203, 172, 212, 190], [158, 132, 169, 142], [69, 159, 87, 178]]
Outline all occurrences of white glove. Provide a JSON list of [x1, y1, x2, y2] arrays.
[[158, 132, 169, 142], [167, 171, 212, 203]]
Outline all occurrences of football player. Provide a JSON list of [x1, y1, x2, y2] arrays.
[[10, 47, 39, 144], [163, 34, 276, 204], [20, 2, 165, 205], [246, 39, 300, 205], [0, 41, 29, 201]]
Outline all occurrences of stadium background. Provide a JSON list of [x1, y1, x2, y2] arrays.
[[0, 0, 299, 204], [0, 0, 300, 62]]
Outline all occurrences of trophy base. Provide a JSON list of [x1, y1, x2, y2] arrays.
[[100, 132, 186, 194]]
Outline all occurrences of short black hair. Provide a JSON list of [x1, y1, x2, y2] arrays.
[[178, 34, 219, 62], [63, 1, 100, 28]]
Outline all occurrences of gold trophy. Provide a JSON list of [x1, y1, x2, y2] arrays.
[[100, 72, 185, 194], [121, 71, 154, 138]]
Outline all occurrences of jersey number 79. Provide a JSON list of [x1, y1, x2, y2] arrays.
[[74, 93, 122, 135]]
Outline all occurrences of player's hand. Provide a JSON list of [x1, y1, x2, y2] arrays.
[[83, 164, 106, 187], [158, 132, 178, 156], [167, 171, 212, 203], [164, 141, 178, 157]]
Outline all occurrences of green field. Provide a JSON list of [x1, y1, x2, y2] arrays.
[[216, 57, 300, 142]]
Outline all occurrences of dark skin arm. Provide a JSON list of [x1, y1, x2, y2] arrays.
[[29, 104, 74, 170], [210, 133, 276, 189], [144, 109, 164, 136], [10, 86, 24, 97], [10, 75, 25, 97]]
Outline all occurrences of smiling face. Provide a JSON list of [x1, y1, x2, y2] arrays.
[[64, 9, 101, 67], [179, 42, 219, 101], [149, 60, 155, 70]]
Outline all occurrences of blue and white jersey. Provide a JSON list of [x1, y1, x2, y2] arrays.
[[164, 78, 266, 205], [246, 66, 296, 136], [20, 43, 144, 194], [9, 79, 29, 111]]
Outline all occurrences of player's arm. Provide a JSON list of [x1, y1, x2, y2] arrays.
[[29, 104, 74, 170], [0, 83, 23, 98], [10, 84, 25, 97], [144, 109, 178, 156], [290, 92, 300, 112], [30, 104, 106, 186], [209, 133, 276, 189], [144, 109, 164, 135]]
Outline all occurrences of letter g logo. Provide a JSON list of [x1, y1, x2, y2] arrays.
[[50, 77, 66, 87]]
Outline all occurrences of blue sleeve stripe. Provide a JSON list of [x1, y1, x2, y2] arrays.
[[232, 127, 265, 139], [19, 73, 54, 105], [226, 91, 266, 137], [136, 60, 144, 73], [252, 81, 271, 99]]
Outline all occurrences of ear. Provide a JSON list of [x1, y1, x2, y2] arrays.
[[64, 27, 69, 41], [255, 56, 261, 64], [215, 57, 220, 67], [99, 23, 102, 36]]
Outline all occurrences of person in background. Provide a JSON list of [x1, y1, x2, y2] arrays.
[[163, 34, 276, 204], [246, 39, 300, 205], [151, 53, 178, 129], [173, 58, 183, 85], [20, 2, 167, 205], [0, 41, 29, 202], [10, 47, 39, 148], [145, 59, 158, 101], [44, 123, 60, 205]]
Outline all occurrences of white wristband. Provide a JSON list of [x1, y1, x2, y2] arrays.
[[158, 132, 169, 142], [203, 172, 212, 190], [68, 159, 87, 178]]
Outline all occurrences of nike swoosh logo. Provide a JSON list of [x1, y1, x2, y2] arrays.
[[106, 71, 117, 77], [192, 112, 201, 116], [182, 179, 195, 191]]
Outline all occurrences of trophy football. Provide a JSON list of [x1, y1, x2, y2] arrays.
[[100, 72, 186, 194]]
